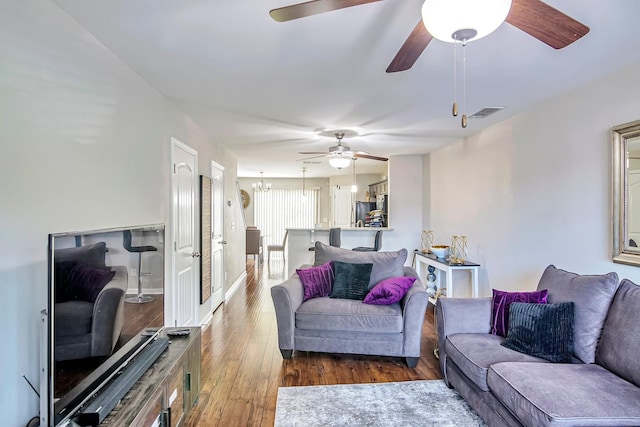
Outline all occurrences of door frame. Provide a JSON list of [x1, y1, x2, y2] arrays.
[[169, 137, 199, 327], [210, 160, 225, 312]]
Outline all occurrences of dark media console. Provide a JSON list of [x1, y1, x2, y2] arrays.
[[98, 327, 201, 427]]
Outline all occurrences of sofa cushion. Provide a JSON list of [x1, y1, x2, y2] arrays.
[[295, 297, 403, 333], [445, 333, 549, 392], [491, 288, 549, 336], [329, 261, 373, 300], [488, 362, 640, 426], [536, 265, 619, 363], [54, 242, 108, 268], [56, 261, 116, 303], [313, 242, 407, 288], [596, 279, 640, 388], [501, 302, 574, 363], [297, 261, 334, 302], [364, 276, 416, 305], [55, 300, 93, 337]]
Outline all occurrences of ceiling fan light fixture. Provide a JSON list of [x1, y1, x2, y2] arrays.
[[421, 0, 512, 43], [329, 156, 352, 169]]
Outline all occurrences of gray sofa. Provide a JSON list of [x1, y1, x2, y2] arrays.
[[271, 242, 429, 367], [54, 242, 128, 361], [437, 265, 640, 426]]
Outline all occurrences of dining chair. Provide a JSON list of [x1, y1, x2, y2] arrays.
[[268, 230, 288, 263]]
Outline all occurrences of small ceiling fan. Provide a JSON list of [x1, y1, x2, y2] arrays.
[[269, 0, 590, 73], [298, 132, 388, 169]]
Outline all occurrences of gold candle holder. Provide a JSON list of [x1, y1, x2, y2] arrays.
[[421, 230, 434, 253], [450, 235, 468, 264]]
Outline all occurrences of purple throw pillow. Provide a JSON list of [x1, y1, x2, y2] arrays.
[[492, 288, 549, 336], [297, 261, 334, 302], [363, 276, 417, 305]]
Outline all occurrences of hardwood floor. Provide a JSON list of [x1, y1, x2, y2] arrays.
[[184, 258, 443, 426]]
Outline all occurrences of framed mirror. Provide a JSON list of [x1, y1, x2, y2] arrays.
[[612, 120, 640, 266]]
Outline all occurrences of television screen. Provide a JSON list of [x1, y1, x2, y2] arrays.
[[42, 224, 165, 426]]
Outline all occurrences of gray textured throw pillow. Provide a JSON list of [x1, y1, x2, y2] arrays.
[[329, 261, 373, 300], [313, 241, 407, 289], [536, 265, 619, 363], [501, 302, 575, 363]]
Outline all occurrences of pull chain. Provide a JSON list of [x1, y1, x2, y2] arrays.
[[452, 37, 458, 117], [461, 40, 468, 128]]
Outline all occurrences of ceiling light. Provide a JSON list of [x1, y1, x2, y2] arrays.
[[421, 0, 512, 43], [252, 172, 271, 192], [329, 156, 351, 169]]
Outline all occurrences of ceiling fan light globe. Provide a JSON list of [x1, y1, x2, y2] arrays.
[[421, 0, 512, 43], [329, 157, 352, 169]]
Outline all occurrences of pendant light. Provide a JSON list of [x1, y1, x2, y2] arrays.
[[252, 172, 271, 192], [351, 158, 358, 193], [301, 166, 307, 200]]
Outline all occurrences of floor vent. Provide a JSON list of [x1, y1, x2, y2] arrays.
[[469, 107, 504, 119]]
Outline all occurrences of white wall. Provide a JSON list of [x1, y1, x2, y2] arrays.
[[428, 61, 640, 297], [385, 155, 423, 254], [0, 2, 237, 424]]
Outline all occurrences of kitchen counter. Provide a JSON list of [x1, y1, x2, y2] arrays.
[[285, 227, 393, 276]]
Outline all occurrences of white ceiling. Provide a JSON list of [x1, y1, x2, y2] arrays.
[[53, 0, 640, 178]]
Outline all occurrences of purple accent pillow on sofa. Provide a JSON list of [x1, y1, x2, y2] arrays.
[[297, 261, 334, 302], [364, 276, 417, 305], [492, 288, 548, 336]]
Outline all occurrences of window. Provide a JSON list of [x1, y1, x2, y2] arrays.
[[254, 188, 319, 257]]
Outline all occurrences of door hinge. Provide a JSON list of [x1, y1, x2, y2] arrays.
[[173, 163, 176, 174], [174, 241, 177, 251]]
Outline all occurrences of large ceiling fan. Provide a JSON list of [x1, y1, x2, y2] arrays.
[[269, 0, 590, 73], [299, 132, 388, 169]]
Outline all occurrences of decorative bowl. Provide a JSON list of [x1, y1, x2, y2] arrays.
[[430, 245, 449, 259]]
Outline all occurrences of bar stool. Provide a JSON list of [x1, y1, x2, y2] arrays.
[[352, 230, 383, 252], [329, 228, 341, 247], [123, 229, 157, 303]]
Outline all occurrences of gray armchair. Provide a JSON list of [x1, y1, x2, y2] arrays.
[[271, 243, 429, 367], [53, 242, 127, 361]]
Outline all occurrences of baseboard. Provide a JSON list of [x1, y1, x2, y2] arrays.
[[200, 311, 213, 327], [225, 271, 247, 301]]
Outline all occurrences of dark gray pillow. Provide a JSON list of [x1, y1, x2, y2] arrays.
[[54, 241, 108, 269], [536, 265, 618, 363], [501, 302, 575, 363], [314, 241, 407, 289], [596, 279, 640, 387], [329, 261, 373, 300]]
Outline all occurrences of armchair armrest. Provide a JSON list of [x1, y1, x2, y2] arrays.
[[91, 266, 127, 356], [436, 297, 492, 384], [270, 273, 304, 355], [401, 266, 429, 358]]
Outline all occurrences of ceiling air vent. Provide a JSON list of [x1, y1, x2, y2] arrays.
[[469, 107, 504, 119]]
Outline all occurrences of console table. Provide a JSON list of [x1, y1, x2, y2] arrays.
[[412, 250, 481, 303], [100, 327, 201, 427]]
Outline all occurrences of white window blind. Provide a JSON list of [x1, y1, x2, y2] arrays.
[[254, 188, 319, 256]]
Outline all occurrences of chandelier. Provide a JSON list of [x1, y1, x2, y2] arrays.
[[252, 172, 271, 192]]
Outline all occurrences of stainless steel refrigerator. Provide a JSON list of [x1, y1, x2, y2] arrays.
[[355, 202, 376, 226]]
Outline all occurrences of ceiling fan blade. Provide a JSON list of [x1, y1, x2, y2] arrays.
[[299, 151, 328, 155], [298, 154, 328, 161], [354, 153, 388, 161], [506, 0, 589, 49], [270, 0, 382, 22], [386, 20, 433, 73]]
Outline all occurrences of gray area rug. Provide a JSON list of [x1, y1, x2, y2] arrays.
[[275, 380, 486, 426]]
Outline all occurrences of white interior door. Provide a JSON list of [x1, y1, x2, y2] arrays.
[[333, 187, 353, 227], [171, 138, 198, 327], [210, 161, 225, 311]]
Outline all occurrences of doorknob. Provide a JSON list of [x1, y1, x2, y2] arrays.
[[192, 252, 201, 258], [218, 240, 227, 245]]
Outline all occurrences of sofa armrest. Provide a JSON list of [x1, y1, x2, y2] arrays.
[[270, 273, 305, 353], [436, 297, 492, 384], [400, 266, 429, 358], [91, 266, 127, 356]]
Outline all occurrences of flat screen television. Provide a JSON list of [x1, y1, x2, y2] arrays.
[[40, 224, 165, 426]]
